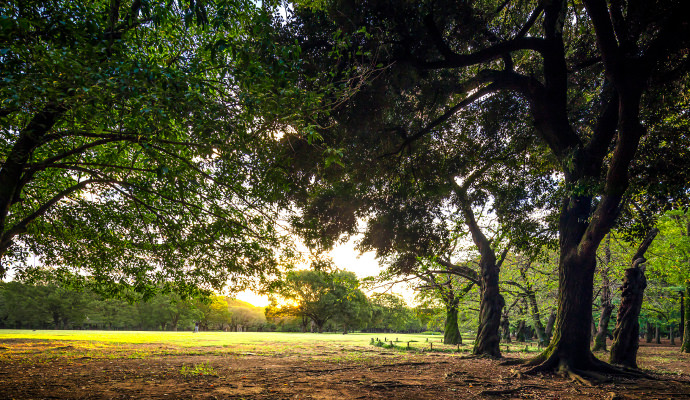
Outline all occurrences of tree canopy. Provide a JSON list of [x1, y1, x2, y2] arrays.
[[0, 0, 328, 298], [278, 0, 690, 373]]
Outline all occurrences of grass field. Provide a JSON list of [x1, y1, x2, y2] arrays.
[[0, 329, 447, 347], [1, 329, 689, 399]]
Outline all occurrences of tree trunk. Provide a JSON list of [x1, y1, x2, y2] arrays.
[[608, 227, 658, 367], [593, 304, 613, 351], [646, 322, 653, 343], [454, 184, 504, 358], [655, 324, 661, 344], [500, 312, 511, 343], [516, 320, 526, 342], [526, 244, 601, 372], [681, 286, 690, 353], [521, 266, 547, 346], [593, 235, 613, 352], [544, 310, 556, 340], [669, 324, 675, 345], [472, 254, 504, 357], [609, 261, 646, 367], [680, 290, 685, 342], [443, 304, 462, 345]]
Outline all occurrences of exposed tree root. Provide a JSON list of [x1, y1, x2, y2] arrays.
[[591, 357, 657, 380], [523, 351, 548, 368], [567, 369, 596, 386], [521, 351, 656, 384]]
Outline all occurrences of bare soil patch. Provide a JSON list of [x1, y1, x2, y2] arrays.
[[1, 338, 689, 399]]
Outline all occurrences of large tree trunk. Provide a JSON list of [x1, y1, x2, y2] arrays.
[[609, 261, 647, 367], [609, 229, 658, 367], [526, 243, 603, 373], [443, 304, 462, 345], [454, 183, 504, 358], [473, 258, 504, 357], [681, 286, 690, 353]]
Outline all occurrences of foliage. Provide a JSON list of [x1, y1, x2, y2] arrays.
[[0, 281, 264, 331], [266, 268, 368, 332], [0, 0, 329, 298]]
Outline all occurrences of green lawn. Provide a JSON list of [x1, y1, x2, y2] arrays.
[[0, 330, 447, 348]]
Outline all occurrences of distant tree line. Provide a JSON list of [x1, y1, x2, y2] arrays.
[[265, 269, 437, 334], [0, 274, 440, 333]]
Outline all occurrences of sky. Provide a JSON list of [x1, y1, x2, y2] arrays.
[[234, 236, 416, 307]]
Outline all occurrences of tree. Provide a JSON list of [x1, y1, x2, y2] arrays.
[[368, 293, 416, 333], [284, 88, 556, 356], [195, 295, 232, 330], [268, 268, 365, 333], [593, 234, 614, 352], [284, 0, 690, 376], [0, 0, 321, 297], [643, 210, 690, 352], [502, 254, 555, 346], [226, 299, 267, 332], [417, 273, 474, 345], [609, 228, 658, 367], [331, 278, 370, 334]]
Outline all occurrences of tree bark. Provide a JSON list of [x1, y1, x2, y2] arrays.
[[453, 183, 504, 357], [655, 324, 661, 344], [530, 251, 598, 371], [473, 257, 504, 357], [593, 305, 612, 351], [609, 261, 646, 367], [443, 304, 462, 345], [609, 228, 658, 367]]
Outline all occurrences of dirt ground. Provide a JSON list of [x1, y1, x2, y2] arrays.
[[1, 338, 689, 399]]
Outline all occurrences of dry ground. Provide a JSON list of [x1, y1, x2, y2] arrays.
[[1, 338, 689, 399]]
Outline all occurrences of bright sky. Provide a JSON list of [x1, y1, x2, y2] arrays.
[[234, 237, 416, 307]]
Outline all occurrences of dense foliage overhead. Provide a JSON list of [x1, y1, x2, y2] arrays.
[[0, 0, 328, 297], [278, 0, 690, 374]]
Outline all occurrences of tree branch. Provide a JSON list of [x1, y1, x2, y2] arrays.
[[515, 3, 544, 40], [407, 37, 546, 70], [582, 0, 621, 82], [1, 179, 104, 243], [433, 259, 480, 285]]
